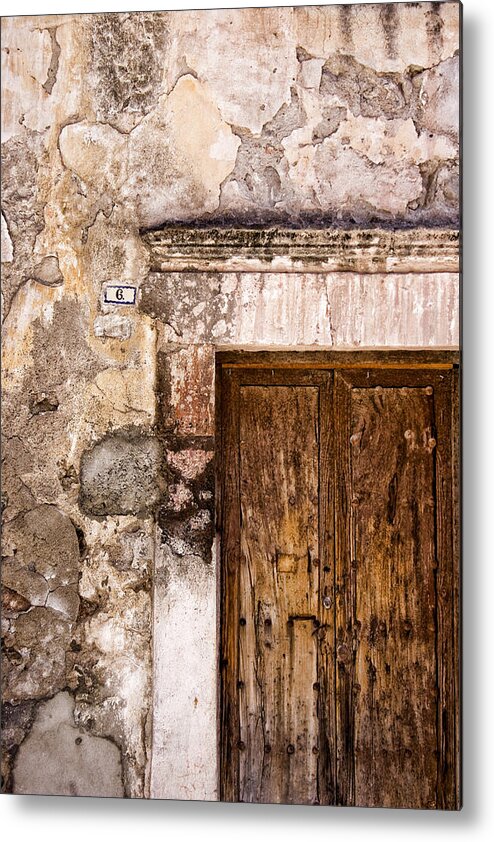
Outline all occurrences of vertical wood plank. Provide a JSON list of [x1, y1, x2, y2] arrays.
[[219, 368, 240, 802], [452, 367, 461, 808], [334, 372, 355, 805], [238, 384, 320, 804], [350, 385, 438, 808], [285, 619, 319, 804], [317, 373, 336, 805], [334, 368, 458, 810], [434, 371, 459, 809]]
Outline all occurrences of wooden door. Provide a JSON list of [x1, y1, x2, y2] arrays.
[[219, 368, 335, 805], [333, 368, 459, 810], [218, 356, 459, 809]]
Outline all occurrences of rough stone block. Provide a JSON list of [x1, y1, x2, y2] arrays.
[[3, 607, 72, 701], [46, 586, 80, 622], [31, 255, 64, 287], [79, 432, 162, 516], [166, 448, 213, 481], [1, 586, 31, 618], [2, 505, 80, 597]]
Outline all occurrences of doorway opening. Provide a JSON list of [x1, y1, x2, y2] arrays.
[[216, 350, 459, 809]]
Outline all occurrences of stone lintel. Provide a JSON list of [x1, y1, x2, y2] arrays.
[[142, 227, 460, 275]]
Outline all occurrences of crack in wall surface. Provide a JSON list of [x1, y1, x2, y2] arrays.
[[42, 28, 61, 95]]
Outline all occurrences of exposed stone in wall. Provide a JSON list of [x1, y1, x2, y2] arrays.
[[1, 282, 155, 797], [13, 692, 124, 796], [1, 699, 37, 793], [89, 12, 169, 132], [159, 436, 214, 563], [3, 607, 73, 701], [2, 505, 79, 612], [79, 431, 163, 517]]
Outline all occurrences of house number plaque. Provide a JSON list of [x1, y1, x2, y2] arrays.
[[104, 285, 137, 305]]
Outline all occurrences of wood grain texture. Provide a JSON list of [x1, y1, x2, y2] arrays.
[[351, 386, 437, 808], [238, 385, 319, 804], [220, 369, 334, 805], [217, 350, 459, 370], [334, 368, 459, 810], [219, 368, 241, 802]]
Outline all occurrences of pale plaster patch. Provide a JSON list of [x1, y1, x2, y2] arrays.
[[1, 212, 14, 262], [59, 121, 128, 192], [298, 58, 325, 90], [93, 314, 134, 341], [1, 17, 88, 143], [126, 75, 240, 226], [313, 143, 422, 217], [167, 7, 298, 135], [330, 115, 457, 166], [13, 692, 124, 797], [151, 539, 217, 801]]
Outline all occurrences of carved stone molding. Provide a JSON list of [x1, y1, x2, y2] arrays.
[[142, 227, 460, 274]]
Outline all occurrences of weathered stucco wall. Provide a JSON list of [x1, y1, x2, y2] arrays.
[[1, 3, 460, 799]]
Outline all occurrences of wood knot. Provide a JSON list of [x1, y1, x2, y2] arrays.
[[337, 644, 350, 662]]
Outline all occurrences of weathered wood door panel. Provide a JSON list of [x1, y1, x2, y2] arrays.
[[220, 369, 335, 805], [239, 385, 320, 804], [219, 358, 459, 809]]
